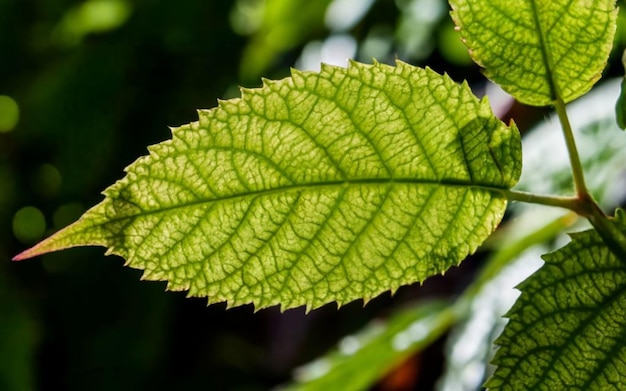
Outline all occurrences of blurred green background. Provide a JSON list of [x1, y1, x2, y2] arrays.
[[2, 0, 626, 390]]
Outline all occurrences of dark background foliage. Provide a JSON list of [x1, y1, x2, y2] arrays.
[[2, 0, 625, 390]]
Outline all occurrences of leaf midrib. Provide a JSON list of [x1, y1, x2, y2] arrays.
[[529, 0, 561, 101], [110, 177, 510, 222]]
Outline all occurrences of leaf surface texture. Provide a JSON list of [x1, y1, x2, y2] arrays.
[[450, 0, 617, 105], [488, 209, 626, 390], [17, 61, 521, 310]]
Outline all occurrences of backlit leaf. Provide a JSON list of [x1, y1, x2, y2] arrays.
[[450, 0, 617, 106], [15, 61, 521, 311], [487, 209, 626, 390]]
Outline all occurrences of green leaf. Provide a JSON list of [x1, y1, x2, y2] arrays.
[[15, 61, 521, 310], [285, 300, 454, 391], [449, 0, 617, 106], [487, 209, 626, 390]]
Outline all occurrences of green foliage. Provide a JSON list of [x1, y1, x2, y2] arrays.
[[15, 62, 521, 310], [450, 0, 617, 106], [234, 0, 333, 81], [286, 300, 454, 391], [12, 0, 626, 390], [488, 209, 626, 390]]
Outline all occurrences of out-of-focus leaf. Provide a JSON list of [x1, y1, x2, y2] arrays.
[[53, 0, 132, 46], [283, 300, 454, 391], [438, 247, 545, 391], [235, 0, 333, 81]]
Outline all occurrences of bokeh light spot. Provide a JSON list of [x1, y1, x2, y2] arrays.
[[55, 0, 131, 45], [439, 22, 473, 66], [325, 0, 375, 32], [53, 203, 85, 229], [13, 207, 46, 245], [230, 0, 265, 35], [0, 95, 19, 133], [297, 35, 357, 71], [32, 164, 62, 198]]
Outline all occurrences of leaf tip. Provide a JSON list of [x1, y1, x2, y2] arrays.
[[12, 240, 52, 261], [11, 251, 30, 262]]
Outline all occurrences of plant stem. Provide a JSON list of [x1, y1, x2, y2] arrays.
[[547, 99, 626, 259], [554, 97, 589, 197], [499, 98, 596, 215], [553, 97, 610, 221], [501, 189, 583, 213], [587, 203, 626, 261]]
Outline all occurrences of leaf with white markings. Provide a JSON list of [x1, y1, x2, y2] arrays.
[[15, 61, 521, 310]]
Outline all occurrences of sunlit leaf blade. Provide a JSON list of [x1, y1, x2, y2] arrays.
[[284, 300, 454, 391], [15, 61, 521, 310], [449, 0, 617, 106], [487, 209, 626, 390]]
